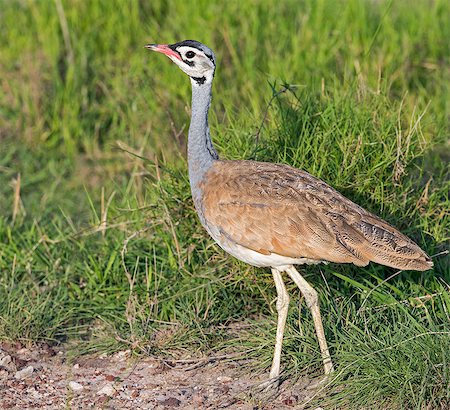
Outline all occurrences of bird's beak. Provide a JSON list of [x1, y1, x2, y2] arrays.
[[145, 43, 181, 60]]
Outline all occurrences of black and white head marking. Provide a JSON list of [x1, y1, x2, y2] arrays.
[[168, 40, 215, 65], [167, 40, 216, 85]]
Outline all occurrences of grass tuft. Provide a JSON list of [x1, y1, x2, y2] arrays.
[[1, 0, 449, 407]]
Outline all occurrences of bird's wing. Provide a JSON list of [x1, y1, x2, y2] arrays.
[[200, 160, 432, 271]]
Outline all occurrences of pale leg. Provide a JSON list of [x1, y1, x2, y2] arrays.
[[269, 268, 290, 381], [285, 265, 334, 374]]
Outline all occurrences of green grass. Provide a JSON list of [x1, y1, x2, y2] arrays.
[[0, 0, 449, 408]]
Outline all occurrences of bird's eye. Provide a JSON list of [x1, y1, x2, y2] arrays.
[[185, 51, 196, 59]]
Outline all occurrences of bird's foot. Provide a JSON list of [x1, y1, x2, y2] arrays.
[[257, 375, 281, 394]]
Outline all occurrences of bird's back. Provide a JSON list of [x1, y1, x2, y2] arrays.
[[199, 160, 432, 271]]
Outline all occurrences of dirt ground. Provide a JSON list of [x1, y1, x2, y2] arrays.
[[0, 343, 326, 409]]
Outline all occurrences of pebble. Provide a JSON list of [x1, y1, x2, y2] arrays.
[[0, 369, 9, 380], [217, 376, 232, 383], [73, 363, 80, 369], [69, 381, 84, 392], [112, 350, 130, 362], [192, 392, 204, 406], [97, 382, 115, 396], [159, 397, 181, 407], [282, 395, 298, 406], [26, 387, 42, 399], [14, 365, 34, 380], [139, 390, 153, 400], [0, 353, 12, 367]]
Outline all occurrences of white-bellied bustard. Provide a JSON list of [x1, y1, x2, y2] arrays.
[[145, 40, 433, 386]]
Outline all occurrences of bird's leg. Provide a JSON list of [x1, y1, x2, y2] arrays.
[[285, 265, 334, 375], [258, 268, 290, 391], [269, 268, 290, 382]]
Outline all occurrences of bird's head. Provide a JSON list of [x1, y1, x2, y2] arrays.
[[146, 40, 216, 86]]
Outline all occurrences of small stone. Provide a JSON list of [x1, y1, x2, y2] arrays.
[[139, 390, 153, 400], [14, 365, 34, 380], [217, 376, 232, 383], [0, 354, 12, 367], [0, 369, 9, 380], [282, 395, 298, 406], [112, 350, 130, 362], [0, 353, 16, 373], [69, 381, 84, 392], [97, 382, 115, 396], [119, 391, 131, 400], [159, 397, 181, 407], [192, 392, 204, 406], [97, 395, 109, 405], [27, 387, 42, 399], [73, 363, 80, 369]]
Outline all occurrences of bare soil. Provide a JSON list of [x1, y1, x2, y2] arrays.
[[0, 344, 325, 409]]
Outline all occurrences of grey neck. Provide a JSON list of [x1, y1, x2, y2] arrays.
[[187, 79, 218, 192]]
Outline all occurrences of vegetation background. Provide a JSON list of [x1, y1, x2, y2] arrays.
[[0, 0, 449, 407]]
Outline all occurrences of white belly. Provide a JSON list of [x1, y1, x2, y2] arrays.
[[220, 239, 322, 267], [204, 223, 322, 268]]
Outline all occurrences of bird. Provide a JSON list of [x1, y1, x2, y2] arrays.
[[145, 40, 433, 386]]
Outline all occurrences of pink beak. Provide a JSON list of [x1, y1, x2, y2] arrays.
[[145, 44, 181, 60]]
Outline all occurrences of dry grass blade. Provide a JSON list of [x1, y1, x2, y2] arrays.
[[11, 173, 21, 223]]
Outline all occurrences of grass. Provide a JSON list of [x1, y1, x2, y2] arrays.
[[0, 0, 449, 408]]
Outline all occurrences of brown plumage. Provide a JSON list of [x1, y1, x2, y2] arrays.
[[201, 160, 432, 271], [147, 39, 433, 385]]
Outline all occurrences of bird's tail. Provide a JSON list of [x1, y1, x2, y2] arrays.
[[354, 216, 433, 271]]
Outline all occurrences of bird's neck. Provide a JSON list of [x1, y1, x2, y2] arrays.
[[188, 80, 218, 190]]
